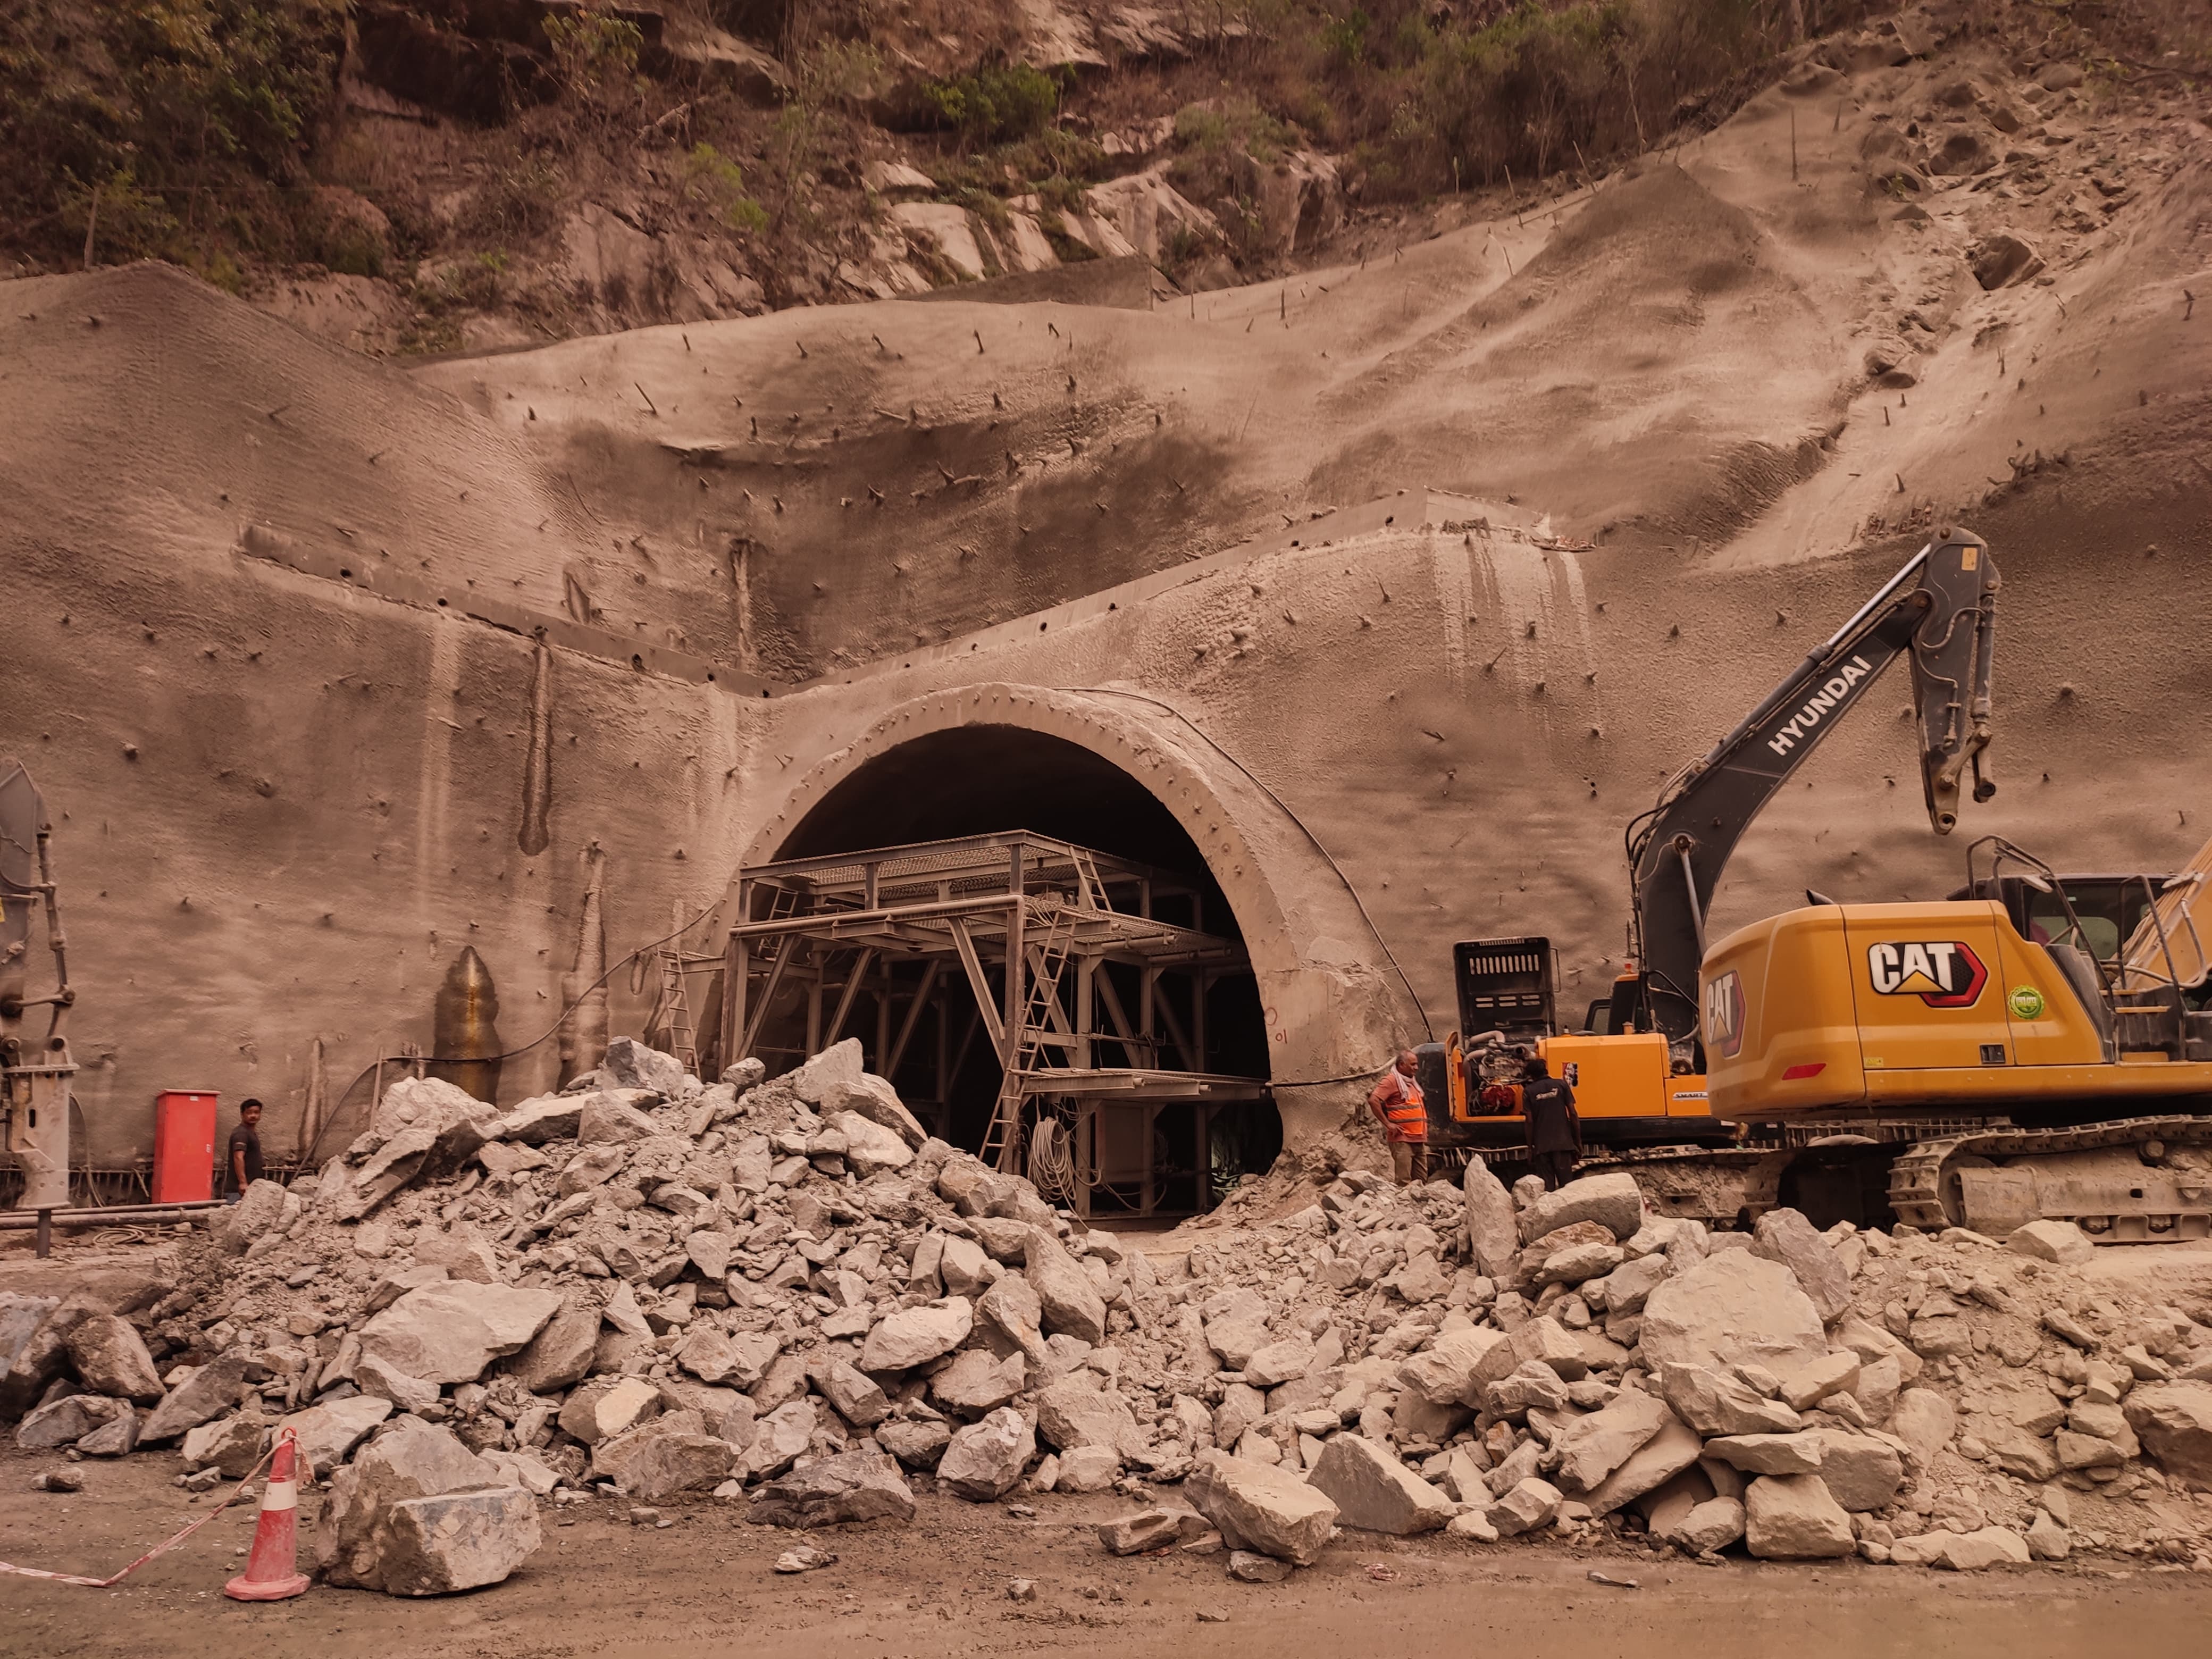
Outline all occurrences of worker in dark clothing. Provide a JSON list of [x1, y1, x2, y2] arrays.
[[1521, 1058, 1581, 1191], [224, 1099, 265, 1201]]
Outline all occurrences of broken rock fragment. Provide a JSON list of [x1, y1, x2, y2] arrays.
[[859, 1297, 973, 1372], [139, 1350, 252, 1443], [377, 1488, 542, 1596], [1743, 1473, 1854, 1559], [279, 1394, 394, 1476], [1486, 1476, 1563, 1537], [1184, 1447, 1339, 1565], [747, 1448, 915, 1527], [1516, 1173, 1643, 1245], [1305, 1434, 1452, 1534], [1640, 1252, 1828, 1379], [937, 1406, 1036, 1501], [358, 1282, 561, 1385], [64, 1314, 166, 1404], [316, 1415, 538, 1595]]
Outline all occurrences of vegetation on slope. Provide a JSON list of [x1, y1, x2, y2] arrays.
[[2, 0, 2199, 346]]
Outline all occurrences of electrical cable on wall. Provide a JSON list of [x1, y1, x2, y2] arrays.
[[1068, 685, 1434, 1045]]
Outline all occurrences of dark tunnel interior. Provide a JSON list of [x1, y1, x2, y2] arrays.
[[757, 725, 1279, 1210]]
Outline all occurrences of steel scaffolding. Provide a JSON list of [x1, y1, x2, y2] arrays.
[[718, 831, 1268, 1216]]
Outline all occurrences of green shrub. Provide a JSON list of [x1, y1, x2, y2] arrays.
[[4, 1, 349, 270], [683, 142, 769, 234], [921, 63, 1062, 146], [543, 8, 644, 96]]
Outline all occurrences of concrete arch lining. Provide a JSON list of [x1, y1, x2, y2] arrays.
[[735, 682, 1423, 1145]]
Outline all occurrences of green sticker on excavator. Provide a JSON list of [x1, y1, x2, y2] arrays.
[[2008, 985, 2046, 1020]]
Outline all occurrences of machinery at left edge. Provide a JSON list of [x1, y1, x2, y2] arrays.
[[1, 758, 77, 1212]]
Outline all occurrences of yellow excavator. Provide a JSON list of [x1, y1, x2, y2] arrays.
[[1417, 529, 2212, 1237]]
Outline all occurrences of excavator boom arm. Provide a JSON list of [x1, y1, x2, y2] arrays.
[[1626, 531, 2000, 1043]]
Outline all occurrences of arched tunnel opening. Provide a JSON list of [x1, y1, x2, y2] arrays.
[[727, 726, 1280, 1216]]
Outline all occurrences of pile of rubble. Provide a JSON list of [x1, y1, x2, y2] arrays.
[[7, 1034, 2212, 1593]]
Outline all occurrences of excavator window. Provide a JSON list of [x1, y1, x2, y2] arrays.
[[1952, 874, 2162, 965], [2030, 904, 2121, 961], [1581, 1000, 1615, 1035]]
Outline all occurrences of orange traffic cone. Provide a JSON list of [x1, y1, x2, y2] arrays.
[[223, 1428, 310, 1602]]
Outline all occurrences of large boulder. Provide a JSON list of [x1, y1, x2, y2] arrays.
[[2123, 1382, 2212, 1484], [1640, 1251, 1828, 1378], [374, 1488, 541, 1596], [0, 1294, 57, 1376], [1582, 1413, 1703, 1516], [1486, 1476, 1564, 1536], [1750, 1208, 1853, 1322], [747, 1449, 916, 1527], [181, 1409, 270, 1476], [1892, 1526, 2032, 1570], [830, 1111, 914, 1178], [16, 1393, 128, 1449], [491, 1094, 585, 1145], [504, 1297, 600, 1394], [1656, 1362, 1802, 1437], [278, 1394, 395, 1476], [1399, 1328, 1512, 1406], [1462, 1158, 1522, 1279], [1705, 1432, 1824, 1476], [0, 1313, 77, 1419], [789, 1039, 865, 1104], [739, 1400, 816, 1480], [64, 1314, 166, 1404], [1551, 1388, 1669, 1493], [577, 1092, 661, 1144], [602, 1036, 685, 1096], [139, 1349, 254, 1443], [358, 1282, 562, 1384], [1743, 1473, 1855, 1558], [1185, 1447, 1339, 1565], [1026, 1229, 1108, 1346], [809, 1356, 891, 1428], [316, 1416, 524, 1592], [558, 1376, 661, 1445], [609, 1426, 735, 1499], [932, 1350, 1027, 1415], [978, 1274, 1048, 1359], [877, 1418, 951, 1469], [823, 1074, 927, 1149], [1890, 1388, 1957, 1463], [860, 1298, 973, 1371], [216, 1178, 291, 1254], [1813, 1431, 1904, 1511], [355, 1357, 441, 1414], [1516, 1172, 1643, 1244], [937, 1406, 1035, 1501], [340, 1083, 499, 1218], [1305, 1434, 1452, 1535], [2007, 1218, 2096, 1263], [1035, 1375, 1144, 1456]]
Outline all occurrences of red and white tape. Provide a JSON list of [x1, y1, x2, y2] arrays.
[[0, 1436, 284, 1589]]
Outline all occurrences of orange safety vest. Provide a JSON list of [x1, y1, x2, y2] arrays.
[[1373, 1070, 1427, 1143]]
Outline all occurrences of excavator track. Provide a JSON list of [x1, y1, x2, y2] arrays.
[[1886, 1115, 2212, 1235]]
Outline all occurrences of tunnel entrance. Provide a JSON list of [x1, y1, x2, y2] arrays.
[[723, 727, 1279, 1215]]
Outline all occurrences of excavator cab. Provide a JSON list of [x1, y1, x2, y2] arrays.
[[1949, 874, 2167, 965]]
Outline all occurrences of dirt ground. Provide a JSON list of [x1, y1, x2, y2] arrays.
[[2, 1443, 2208, 1659]]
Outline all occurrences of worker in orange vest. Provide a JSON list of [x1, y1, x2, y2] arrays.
[[1367, 1049, 1429, 1185]]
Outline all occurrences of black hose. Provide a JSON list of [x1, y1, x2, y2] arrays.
[[1067, 686, 1433, 1040]]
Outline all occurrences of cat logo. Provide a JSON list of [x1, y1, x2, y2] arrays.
[[1704, 970, 1746, 1058], [1866, 940, 1988, 1008]]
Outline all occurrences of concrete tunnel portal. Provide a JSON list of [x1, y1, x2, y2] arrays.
[[723, 684, 1428, 1214]]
